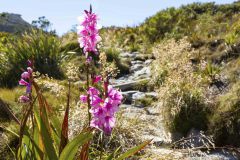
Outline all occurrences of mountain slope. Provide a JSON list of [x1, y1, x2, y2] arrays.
[[0, 13, 31, 33]]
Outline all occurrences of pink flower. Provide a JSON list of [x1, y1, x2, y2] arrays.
[[90, 118, 103, 130], [108, 85, 123, 106], [77, 9, 101, 55], [21, 72, 30, 79], [19, 95, 30, 103], [88, 87, 100, 95], [86, 56, 92, 63], [93, 75, 102, 83], [87, 85, 122, 135], [90, 106, 106, 118], [103, 98, 119, 113], [90, 115, 116, 135], [27, 60, 33, 67], [80, 95, 88, 103], [27, 67, 33, 74], [19, 61, 33, 101], [19, 79, 29, 86], [90, 95, 103, 108], [102, 116, 116, 135]]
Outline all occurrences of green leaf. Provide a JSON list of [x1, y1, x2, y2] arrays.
[[0, 126, 19, 137], [115, 140, 151, 160], [59, 81, 71, 155], [6, 143, 16, 158], [105, 152, 114, 160], [34, 108, 58, 160], [59, 132, 93, 160], [105, 146, 121, 160], [50, 115, 61, 137], [33, 126, 44, 160]]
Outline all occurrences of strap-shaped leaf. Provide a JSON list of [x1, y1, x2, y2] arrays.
[[34, 108, 58, 160], [116, 140, 152, 160], [105, 152, 114, 160], [0, 126, 19, 137], [105, 146, 121, 160], [59, 132, 93, 160], [59, 81, 71, 155]]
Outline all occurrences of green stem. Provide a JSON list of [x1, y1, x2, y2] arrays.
[[86, 63, 91, 126], [99, 133, 104, 160]]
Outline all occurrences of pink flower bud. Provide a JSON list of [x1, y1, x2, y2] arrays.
[[19, 95, 30, 103], [27, 60, 33, 67], [27, 67, 33, 74], [80, 95, 88, 103], [93, 75, 102, 83], [19, 79, 29, 86], [21, 72, 30, 79], [88, 87, 100, 95], [77, 9, 101, 55]]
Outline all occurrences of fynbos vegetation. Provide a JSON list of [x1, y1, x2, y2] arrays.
[[1, 1, 240, 160]]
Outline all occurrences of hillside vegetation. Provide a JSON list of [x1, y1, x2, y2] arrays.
[[0, 1, 240, 159], [100, 1, 240, 147]]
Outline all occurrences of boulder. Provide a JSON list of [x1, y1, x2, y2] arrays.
[[122, 90, 139, 104], [132, 92, 146, 100], [113, 78, 150, 91]]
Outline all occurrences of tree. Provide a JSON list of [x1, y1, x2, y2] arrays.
[[32, 16, 56, 34]]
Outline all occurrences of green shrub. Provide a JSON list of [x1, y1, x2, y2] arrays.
[[141, 2, 240, 43], [105, 48, 130, 76], [135, 96, 156, 107], [202, 61, 221, 84], [0, 32, 14, 53], [164, 87, 210, 135], [209, 82, 240, 146], [153, 69, 168, 87], [1, 29, 64, 87], [134, 79, 154, 92]]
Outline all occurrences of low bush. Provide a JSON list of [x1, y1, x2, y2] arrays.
[[1, 29, 64, 87], [209, 82, 240, 146], [104, 48, 130, 76], [164, 86, 210, 135], [134, 79, 154, 92], [134, 96, 156, 107]]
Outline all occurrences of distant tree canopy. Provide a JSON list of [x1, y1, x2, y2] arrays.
[[31, 16, 56, 34]]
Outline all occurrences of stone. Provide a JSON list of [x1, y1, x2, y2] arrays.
[[134, 54, 147, 61], [141, 135, 164, 146], [122, 90, 139, 104], [113, 81, 136, 91], [130, 64, 144, 73], [133, 66, 151, 78], [145, 92, 158, 99], [132, 92, 146, 100], [131, 60, 144, 65], [144, 59, 153, 65], [113, 78, 150, 91]]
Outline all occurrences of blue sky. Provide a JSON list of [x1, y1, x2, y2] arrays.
[[0, 0, 236, 35]]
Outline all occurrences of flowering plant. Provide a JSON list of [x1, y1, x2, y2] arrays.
[[3, 5, 150, 160], [77, 6, 123, 136]]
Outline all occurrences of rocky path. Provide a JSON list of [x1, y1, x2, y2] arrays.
[[111, 52, 239, 160], [111, 52, 171, 144]]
